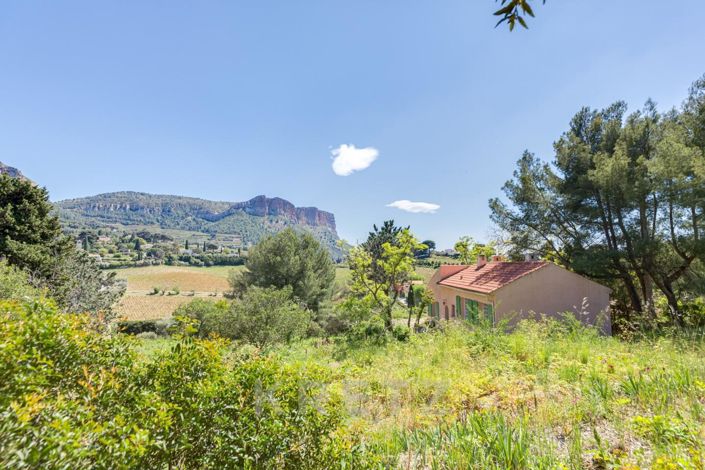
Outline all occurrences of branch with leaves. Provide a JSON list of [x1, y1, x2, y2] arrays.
[[494, 0, 546, 30]]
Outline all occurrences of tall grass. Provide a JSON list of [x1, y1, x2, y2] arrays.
[[275, 316, 705, 467]]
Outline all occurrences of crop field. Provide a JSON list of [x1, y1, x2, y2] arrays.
[[115, 295, 200, 321], [113, 265, 354, 320], [112, 265, 240, 319], [113, 265, 238, 293]]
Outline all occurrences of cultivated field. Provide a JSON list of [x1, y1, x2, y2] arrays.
[[113, 265, 354, 320], [112, 265, 239, 320], [113, 265, 237, 293], [116, 295, 198, 321]]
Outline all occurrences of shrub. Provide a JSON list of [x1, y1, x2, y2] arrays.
[[0, 261, 39, 301], [172, 298, 229, 338], [0, 299, 352, 469], [392, 324, 410, 342], [219, 286, 310, 347], [316, 296, 375, 336], [117, 319, 159, 335], [116, 318, 173, 336], [175, 288, 310, 347], [347, 315, 387, 344]]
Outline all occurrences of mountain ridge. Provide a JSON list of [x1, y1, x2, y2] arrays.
[[56, 191, 342, 257]]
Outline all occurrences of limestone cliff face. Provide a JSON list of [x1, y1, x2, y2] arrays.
[[232, 195, 336, 231], [0, 161, 26, 179], [56, 192, 338, 235]]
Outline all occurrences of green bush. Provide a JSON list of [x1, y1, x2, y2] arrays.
[[173, 298, 229, 338], [392, 324, 410, 342], [347, 315, 387, 344], [0, 299, 352, 469], [116, 318, 173, 336], [174, 288, 310, 348], [0, 261, 39, 301], [220, 286, 309, 347]]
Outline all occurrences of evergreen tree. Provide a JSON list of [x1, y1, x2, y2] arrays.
[[0, 174, 72, 277], [0, 174, 124, 319], [230, 229, 335, 311]]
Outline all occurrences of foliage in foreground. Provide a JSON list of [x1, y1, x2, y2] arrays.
[[0, 299, 354, 469]]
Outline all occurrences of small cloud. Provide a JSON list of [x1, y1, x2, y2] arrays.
[[386, 200, 440, 214], [331, 144, 378, 176]]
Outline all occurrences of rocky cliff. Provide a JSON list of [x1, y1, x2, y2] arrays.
[[56, 192, 340, 254], [0, 161, 27, 180]]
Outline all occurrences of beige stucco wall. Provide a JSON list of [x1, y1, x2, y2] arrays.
[[494, 264, 611, 334]]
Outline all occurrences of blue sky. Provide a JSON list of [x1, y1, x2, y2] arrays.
[[2, 1, 704, 248]]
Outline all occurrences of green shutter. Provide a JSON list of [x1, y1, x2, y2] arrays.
[[428, 303, 433, 317], [483, 303, 495, 324], [455, 296, 462, 318], [465, 299, 479, 322]]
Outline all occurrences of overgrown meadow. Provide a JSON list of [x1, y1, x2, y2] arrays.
[[274, 319, 705, 468]]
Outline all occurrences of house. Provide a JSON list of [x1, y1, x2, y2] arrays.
[[427, 255, 611, 334]]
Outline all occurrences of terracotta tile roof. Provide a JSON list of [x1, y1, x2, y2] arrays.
[[437, 261, 548, 294]]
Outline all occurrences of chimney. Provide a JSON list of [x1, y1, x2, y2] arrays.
[[477, 255, 487, 267], [524, 253, 540, 262], [491, 255, 503, 263]]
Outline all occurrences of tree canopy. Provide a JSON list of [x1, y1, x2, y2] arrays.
[[490, 74, 705, 325], [0, 175, 124, 319], [230, 228, 335, 311], [0, 174, 72, 277], [350, 221, 424, 330]]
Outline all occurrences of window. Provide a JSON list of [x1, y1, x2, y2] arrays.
[[465, 299, 479, 322]]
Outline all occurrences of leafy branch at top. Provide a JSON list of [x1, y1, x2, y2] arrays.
[[494, 0, 546, 30]]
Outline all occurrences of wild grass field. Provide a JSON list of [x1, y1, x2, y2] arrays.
[[135, 320, 705, 468]]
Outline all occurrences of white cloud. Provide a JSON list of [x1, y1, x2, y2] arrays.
[[386, 200, 440, 214], [331, 144, 378, 176]]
